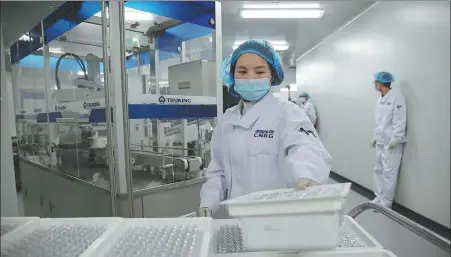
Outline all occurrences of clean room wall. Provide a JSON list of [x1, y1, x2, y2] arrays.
[[296, 1, 450, 227]]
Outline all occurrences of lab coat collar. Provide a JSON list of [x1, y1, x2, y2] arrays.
[[228, 93, 276, 129], [380, 89, 393, 103]]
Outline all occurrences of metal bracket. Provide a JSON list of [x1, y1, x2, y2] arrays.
[[348, 203, 450, 252], [144, 19, 185, 38]]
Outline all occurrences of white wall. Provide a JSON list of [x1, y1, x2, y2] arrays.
[[1, 22, 20, 216], [296, 1, 450, 227]]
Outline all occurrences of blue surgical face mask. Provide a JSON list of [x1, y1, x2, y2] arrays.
[[234, 77, 271, 102]]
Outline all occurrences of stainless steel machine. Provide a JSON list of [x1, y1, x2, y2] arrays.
[[13, 1, 220, 218]]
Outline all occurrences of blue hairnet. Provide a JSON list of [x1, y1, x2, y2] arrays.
[[374, 71, 395, 84], [222, 40, 285, 97], [299, 92, 310, 100]]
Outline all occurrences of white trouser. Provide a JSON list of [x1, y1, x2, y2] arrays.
[[374, 143, 404, 205]]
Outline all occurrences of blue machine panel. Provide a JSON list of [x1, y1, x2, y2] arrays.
[[11, 1, 215, 64], [36, 112, 63, 123], [89, 104, 217, 123]]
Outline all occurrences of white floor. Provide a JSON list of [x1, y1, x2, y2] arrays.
[[15, 181, 449, 257], [328, 179, 449, 257]]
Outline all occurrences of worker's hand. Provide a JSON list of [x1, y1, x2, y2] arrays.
[[296, 178, 319, 190], [371, 140, 376, 148], [388, 142, 398, 150], [199, 207, 212, 217]]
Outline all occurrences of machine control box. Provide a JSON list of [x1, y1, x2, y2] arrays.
[[168, 60, 216, 97]]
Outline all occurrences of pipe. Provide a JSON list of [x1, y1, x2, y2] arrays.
[[101, 0, 117, 217], [348, 203, 450, 252], [130, 144, 200, 152]]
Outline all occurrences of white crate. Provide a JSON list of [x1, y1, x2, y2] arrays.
[[83, 217, 214, 257], [298, 249, 396, 257], [221, 183, 351, 251], [1, 217, 40, 239], [213, 216, 382, 255], [1, 217, 123, 257], [212, 249, 396, 257]]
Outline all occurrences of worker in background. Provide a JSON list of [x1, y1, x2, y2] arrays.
[[371, 71, 407, 209], [199, 40, 332, 217], [296, 92, 317, 127]]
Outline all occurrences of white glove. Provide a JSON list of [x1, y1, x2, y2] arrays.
[[388, 142, 398, 150], [371, 140, 376, 148], [296, 178, 319, 190], [199, 207, 212, 217]]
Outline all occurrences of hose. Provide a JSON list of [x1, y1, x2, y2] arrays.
[[54, 52, 88, 90]]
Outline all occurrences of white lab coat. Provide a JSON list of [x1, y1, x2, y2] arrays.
[[373, 90, 407, 145], [373, 89, 407, 205], [297, 101, 317, 126], [200, 93, 332, 213]]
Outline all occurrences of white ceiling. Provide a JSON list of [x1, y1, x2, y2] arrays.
[[221, 1, 375, 61]]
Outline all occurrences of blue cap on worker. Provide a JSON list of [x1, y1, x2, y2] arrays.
[[299, 92, 310, 100], [222, 40, 285, 97], [374, 71, 395, 84]]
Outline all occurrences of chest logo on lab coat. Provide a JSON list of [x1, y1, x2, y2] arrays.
[[254, 129, 274, 139], [396, 105, 403, 109], [299, 127, 316, 138]]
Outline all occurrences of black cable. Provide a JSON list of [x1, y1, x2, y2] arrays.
[[55, 52, 88, 90]]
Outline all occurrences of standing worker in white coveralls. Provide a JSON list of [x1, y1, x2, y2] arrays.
[[199, 40, 332, 217], [371, 71, 407, 209], [297, 92, 317, 127]]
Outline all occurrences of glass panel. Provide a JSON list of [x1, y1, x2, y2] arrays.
[[121, 2, 217, 215], [48, 19, 109, 186], [13, 26, 49, 166], [11, 2, 114, 218]]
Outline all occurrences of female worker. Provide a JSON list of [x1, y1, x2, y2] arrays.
[[297, 92, 317, 127], [199, 40, 332, 217]]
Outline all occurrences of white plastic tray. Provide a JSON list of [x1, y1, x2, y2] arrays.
[[83, 217, 214, 257], [214, 249, 396, 257], [339, 216, 382, 249], [298, 249, 396, 257], [1, 217, 40, 239], [221, 183, 351, 251], [222, 183, 352, 217], [1, 217, 123, 257], [214, 216, 382, 255]]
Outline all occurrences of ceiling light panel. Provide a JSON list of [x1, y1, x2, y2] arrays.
[[240, 9, 325, 19], [94, 7, 154, 21], [242, 3, 321, 9], [234, 40, 288, 46], [49, 48, 63, 54], [233, 43, 289, 51]]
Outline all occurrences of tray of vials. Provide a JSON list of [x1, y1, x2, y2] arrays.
[[221, 183, 352, 251], [1, 217, 40, 239], [82, 217, 214, 257], [0, 217, 123, 257], [214, 216, 382, 255]]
